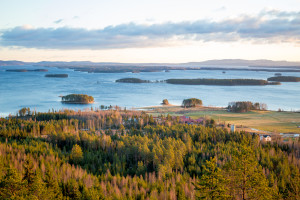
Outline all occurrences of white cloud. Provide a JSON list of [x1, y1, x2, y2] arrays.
[[1, 10, 300, 50]]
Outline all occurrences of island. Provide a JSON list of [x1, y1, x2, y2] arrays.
[[6, 69, 28, 72], [6, 69, 48, 72], [32, 69, 48, 72], [267, 76, 300, 82], [45, 74, 68, 78], [61, 94, 94, 104], [165, 78, 280, 86], [116, 78, 150, 83], [274, 73, 282, 76]]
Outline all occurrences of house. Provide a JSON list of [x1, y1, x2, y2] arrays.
[[179, 116, 192, 124], [194, 118, 204, 123], [260, 135, 272, 142]]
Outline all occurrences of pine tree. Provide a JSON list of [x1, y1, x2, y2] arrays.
[[226, 142, 272, 200], [29, 170, 48, 199], [70, 144, 83, 164], [44, 164, 62, 199], [65, 179, 81, 199], [194, 157, 229, 199], [23, 157, 36, 186], [288, 169, 300, 200], [0, 166, 25, 199]]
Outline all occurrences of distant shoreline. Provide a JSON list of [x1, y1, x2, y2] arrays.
[[165, 78, 280, 86]]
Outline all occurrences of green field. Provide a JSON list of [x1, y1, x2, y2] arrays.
[[145, 106, 300, 134]]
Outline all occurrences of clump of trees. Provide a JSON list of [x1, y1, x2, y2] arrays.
[[162, 99, 169, 105], [182, 98, 202, 108], [228, 101, 267, 113], [61, 94, 94, 104], [18, 107, 31, 117]]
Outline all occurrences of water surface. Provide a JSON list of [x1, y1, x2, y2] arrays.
[[1, 65, 300, 116]]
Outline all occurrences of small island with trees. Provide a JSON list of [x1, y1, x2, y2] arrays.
[[182, 98, 203, 107], [267, 76, 300, 82], [116, 78, 150, 83], [45, 74, 68, 78], [6, 69, 48, 72], [61, 94, 94, 104], [166, 78, 280, 86]]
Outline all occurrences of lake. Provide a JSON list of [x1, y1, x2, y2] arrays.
[[1, 65, 300, 116]]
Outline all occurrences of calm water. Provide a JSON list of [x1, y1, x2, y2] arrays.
[[1, 65, 300, 116]]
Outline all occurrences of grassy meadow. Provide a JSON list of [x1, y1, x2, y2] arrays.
[[144, 106, 300, 134]]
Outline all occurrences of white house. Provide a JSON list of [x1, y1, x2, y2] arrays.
[[260, 135, 272, 142]]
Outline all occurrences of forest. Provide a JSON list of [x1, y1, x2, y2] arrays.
[[0, 108, 299, 199]]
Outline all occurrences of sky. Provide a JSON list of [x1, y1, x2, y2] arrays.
[[0, 0, 300, 63]]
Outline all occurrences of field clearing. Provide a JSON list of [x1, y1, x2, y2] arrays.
[[143, 105, 300, 134]]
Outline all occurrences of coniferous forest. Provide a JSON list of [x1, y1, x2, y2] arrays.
[[0, 108, 299, 199]]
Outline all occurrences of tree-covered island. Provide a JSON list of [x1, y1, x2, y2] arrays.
[[61, 94, 94, 104], [116, 78, 150, 83], [267, 76, 300, 82], [6, 69, 48, 72], [166, 78, 281, 86], [45, 74, 68, 78]]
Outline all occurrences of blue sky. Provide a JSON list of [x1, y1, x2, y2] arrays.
[[0, 0, 300, 62]]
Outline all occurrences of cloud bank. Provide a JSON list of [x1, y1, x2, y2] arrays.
[[1, 10, 300, 49]]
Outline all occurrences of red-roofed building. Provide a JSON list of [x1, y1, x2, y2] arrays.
[[179, 116, 204, 124]]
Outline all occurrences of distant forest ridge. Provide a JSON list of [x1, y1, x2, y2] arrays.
[[1, 59, 300, 68], [2, 59, 300, 74], [166, 78, 281, 86]]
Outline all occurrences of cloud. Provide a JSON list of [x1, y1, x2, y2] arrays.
[[1, 10, 300, 50], [54, 19, 64, 24]]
